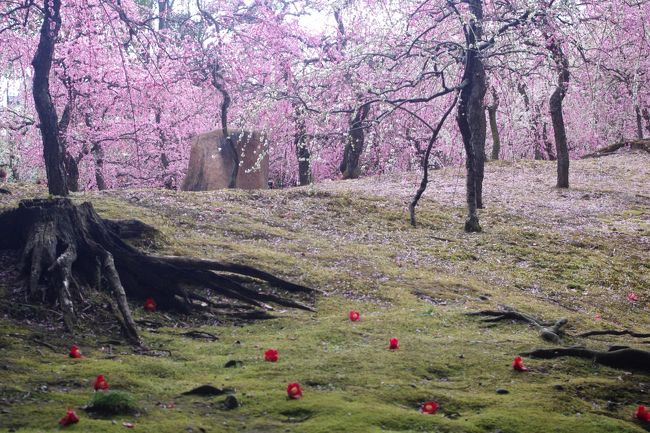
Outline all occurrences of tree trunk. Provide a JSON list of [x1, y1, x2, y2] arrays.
[[0, 199, 315, 343], [547, 41, 570, 188], [340, 104, 370, 179], [636, 106, 644, 139], [487, 87, 500, 160], [158, 1, 169, 31], [209, 61, 238, 189], [64, 152, 80, 192], [220, 89, 238, 188], [92, 143, 107, 190], [457, 0, 487, 231], [409, 97, 457, 227], [32, 0, 68, 196], [643, 107, 650, 136], [293, 106, 311, 186], [518, 83, 543, 160]]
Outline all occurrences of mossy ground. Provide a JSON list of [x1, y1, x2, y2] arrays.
[[1, 151, 649, 432]]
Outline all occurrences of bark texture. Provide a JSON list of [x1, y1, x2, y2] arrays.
[[340, 104, 370, 179], [293, 105, 312, 186], [457, 0, 487, 231], [487, 87, 500, 160], [547, 41, 570, 188], [32, 0, 68, 196]]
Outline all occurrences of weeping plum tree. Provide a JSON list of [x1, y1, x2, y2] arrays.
[[546, 35, 571, 188]]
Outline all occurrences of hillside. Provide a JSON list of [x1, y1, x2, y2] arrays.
[[1, 150, 649, 433]]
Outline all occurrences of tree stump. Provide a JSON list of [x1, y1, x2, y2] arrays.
[[0, 198, 315, 344]]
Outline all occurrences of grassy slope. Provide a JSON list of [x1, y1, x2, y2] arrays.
[[1, 151, 649, 433]]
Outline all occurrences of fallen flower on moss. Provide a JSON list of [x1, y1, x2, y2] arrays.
[[59, 409, 80, 426]]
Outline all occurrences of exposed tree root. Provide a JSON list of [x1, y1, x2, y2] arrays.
[[0, 198, 316, 344], [181, 330, 218, 341], [578, 329, 650, 338], [521, 347, 650, 373], [467, 307, 568, 343]]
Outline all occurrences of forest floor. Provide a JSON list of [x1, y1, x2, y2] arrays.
[[1, 149, 649, 433]]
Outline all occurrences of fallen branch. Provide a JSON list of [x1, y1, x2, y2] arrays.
[[522, 346, 650, 373], [581, 139, 650, 158]]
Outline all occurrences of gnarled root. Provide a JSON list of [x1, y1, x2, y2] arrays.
[[467, 307, 568, 343], [0, 198, 316, 344], [578, 329, 650, 339]]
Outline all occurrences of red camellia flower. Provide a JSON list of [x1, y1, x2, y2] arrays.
[[69, 345, 82, 359], [421, 401, 439, 415], [636, 405, 650, 422], [59, 409, 80, 426], [628, 293, 639, 302], [144, 297, 157, 312], [512, 356, 528, 372], [389, 338, 399, 350], [287, 383, 303, 399], [94, 374, 109, 391], [349, 310, 361, 321], [264, 349, 279, 362]]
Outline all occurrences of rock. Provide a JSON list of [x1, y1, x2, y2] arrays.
[[222, 395, 239, 410], [181, 129, 269, 191], [181, 385, 234, 396], [224, 360, 243, 368], [496, 388, 509, 394]]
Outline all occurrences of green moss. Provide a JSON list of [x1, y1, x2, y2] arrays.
[[87, 391, 138, 415]]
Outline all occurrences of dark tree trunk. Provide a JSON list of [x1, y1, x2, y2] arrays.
[[9, 153, 19, 181], [84, 114, 107, 190], [92, 143, 107, 191], [158, 1, 169, 31], [0, 199, 315, 343], [547, 41, 570, 188], [219, 88, 238, 188], [643, 107, 650, 136], [64, 152, 80, 192], [487, 88, 500, 160], [32, 0, 68, 196], [293, 106, 311, 186], [542, 122, 556, 160], [208, 59, 238, 188], [636, 106, 644, 139], [457, 0, 487, 232], [340, 104, 370, 179]]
